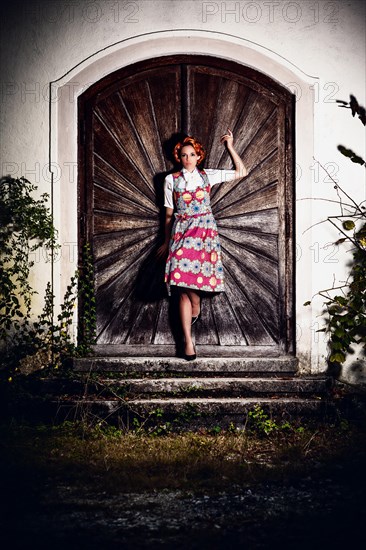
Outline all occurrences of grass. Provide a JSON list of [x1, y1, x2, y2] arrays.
[[1, 417, 365, 494], [1, 375, 365, 548]]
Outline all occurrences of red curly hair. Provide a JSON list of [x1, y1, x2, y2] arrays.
[[173, 136, 206, 165]]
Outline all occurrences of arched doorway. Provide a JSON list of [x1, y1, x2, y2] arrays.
[[78, 55, 295, 357]]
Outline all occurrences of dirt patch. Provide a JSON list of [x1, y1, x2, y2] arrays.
[[2, 474, 365, 549], [1, 422, 365, 549]]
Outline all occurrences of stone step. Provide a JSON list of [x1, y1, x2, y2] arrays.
[[90, 344, 283, 357], [93, 376, 331, 398], [73, 356, 299, 375], [31, 374, 331, 400], [8, 353, 342, 429], [6, 374, 336, 428], [50, 396, 337, 429]]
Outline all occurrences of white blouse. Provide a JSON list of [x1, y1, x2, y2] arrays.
[[163, 168, 236, 209]]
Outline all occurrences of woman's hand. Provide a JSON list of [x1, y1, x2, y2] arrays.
[[220, 128, 234, 149], [156, 241, 169, 260], [220, 127, 248, 178]]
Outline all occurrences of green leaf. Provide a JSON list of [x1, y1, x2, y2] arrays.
[[303, 301, 311, 306], [330, 352, 346, 363], [342, 220, 355, 231], [334, 296, 348, 306]]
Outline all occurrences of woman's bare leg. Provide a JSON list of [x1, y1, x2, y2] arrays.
[[179, 289, 200, 356], [179, 292, 194, 355], [187, 289, 201, 317]]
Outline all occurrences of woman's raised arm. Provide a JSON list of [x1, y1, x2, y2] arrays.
[[220, 128, 248, 179]]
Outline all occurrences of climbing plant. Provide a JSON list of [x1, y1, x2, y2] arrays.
[[307, 95, 366, 367], [0, 176, 56, 342], [77, 242, 97, 356], [0, 176, 96, 376]]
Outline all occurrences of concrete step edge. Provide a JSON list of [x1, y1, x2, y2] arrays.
[[53, 396, 329, 407], [96, 376, 328, 384], [73, 357, 299, 373], [50, 396, 335, 419], [73, 356, 298, 363], [34, 377, 331, 397], [94, 378, 331, 394]]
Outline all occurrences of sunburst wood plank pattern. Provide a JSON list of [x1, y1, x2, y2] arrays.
[[93, 227, 154, 261], [210, 292, 248, 346], [153, 299, 176, 345], [94, 159, 157, 214], [211, 150, 278, 208], [223, 268, 274, 345], [79, 57, 294, 355], [91, 66, 182, 344], [93, 114, 156, 201], [95, 246, 152, 338]]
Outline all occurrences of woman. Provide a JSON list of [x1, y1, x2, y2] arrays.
[[157, 129, 247, 360]]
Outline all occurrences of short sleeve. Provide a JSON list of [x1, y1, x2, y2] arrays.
[[205, 169, 236, 186], [163, 175, 174, 209]]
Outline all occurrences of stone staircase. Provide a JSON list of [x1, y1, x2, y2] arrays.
[[30, 354, 334, 430], [4, 353, 364, 429]]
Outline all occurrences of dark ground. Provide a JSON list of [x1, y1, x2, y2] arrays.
[[2, 473, 364, 550], [1, 420, 365, 550]]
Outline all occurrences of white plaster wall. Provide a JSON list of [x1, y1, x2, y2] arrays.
[[1, 0, 365, 381]]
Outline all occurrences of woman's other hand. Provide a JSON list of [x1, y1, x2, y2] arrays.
[[220, 127, 234, 149], [157, 242, 169, 260]]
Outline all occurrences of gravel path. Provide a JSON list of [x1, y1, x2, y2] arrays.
[[2, 461, 364, 550]]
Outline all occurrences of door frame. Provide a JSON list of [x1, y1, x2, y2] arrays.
[[77, 54, 296, 355]]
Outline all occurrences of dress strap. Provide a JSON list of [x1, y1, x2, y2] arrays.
[[199, 169, 209, 186]]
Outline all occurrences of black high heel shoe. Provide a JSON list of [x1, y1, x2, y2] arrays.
[[184, 345, 196, 361]]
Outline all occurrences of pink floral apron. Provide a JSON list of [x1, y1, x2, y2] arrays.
[[165, 170, 225, 295]]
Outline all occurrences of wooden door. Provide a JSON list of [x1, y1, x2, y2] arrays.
[[78, 55, 295, 357]]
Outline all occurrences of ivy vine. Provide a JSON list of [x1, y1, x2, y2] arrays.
[[0, 176, 96, 377], [0, 176, 57, 341], [76, 242, 97, 357]]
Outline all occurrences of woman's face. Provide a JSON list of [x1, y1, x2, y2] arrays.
[[180, 145, 200, 172]]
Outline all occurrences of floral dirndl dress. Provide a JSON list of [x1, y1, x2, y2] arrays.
[[165, 169, 225, 295]]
